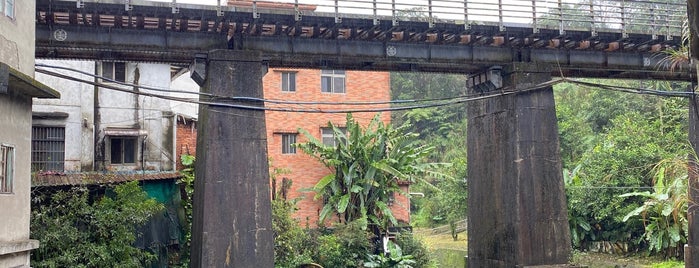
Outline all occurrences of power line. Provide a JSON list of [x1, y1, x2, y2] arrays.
[[35, 63, 216, 97], [36, 68, 566, 113], [36, 64, 480, 106], [35, 64, 695, 114], [565, 79, 694, 98]]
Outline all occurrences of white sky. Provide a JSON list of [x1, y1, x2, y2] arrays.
[[149, 0, 219, 4]]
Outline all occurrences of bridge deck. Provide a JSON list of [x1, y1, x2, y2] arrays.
[[36, 0, 693, 80]]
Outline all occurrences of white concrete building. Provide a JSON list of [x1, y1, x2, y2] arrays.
[[33, 60, 178, 174], [0, 1, 60, 267]]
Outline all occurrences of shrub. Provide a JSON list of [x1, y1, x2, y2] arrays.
[[314, 222, 376, 268], [31, 181, 164, 267], [394, 232, 436, 268], [272, 197, 314, 267]]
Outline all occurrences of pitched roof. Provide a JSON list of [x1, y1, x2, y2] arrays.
[[32, 171, 182, 187]]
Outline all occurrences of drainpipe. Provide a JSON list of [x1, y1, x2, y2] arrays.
[[93, 63, 101, 171]]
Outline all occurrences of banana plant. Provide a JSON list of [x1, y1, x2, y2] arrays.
[[297, 113, 449, 231], [620, 164, 688, 256]]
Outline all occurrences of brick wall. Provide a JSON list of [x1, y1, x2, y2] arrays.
[[175, 68, 410, 226], [265, 68, 409, 225], [175, 116, 197, 170]]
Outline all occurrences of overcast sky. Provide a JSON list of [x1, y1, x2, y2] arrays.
[[150, 0, 219, 5]]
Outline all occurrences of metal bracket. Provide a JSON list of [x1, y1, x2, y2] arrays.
[[253, 1, 260, 19], [190, 53, 207, 87], [467, 66, 503, 93], [124, 0, 133, 11], [0, 64, 8, 94], [295, 9, 302, 22], [216, 0, 224, 17], [171, 0, 180, 14]]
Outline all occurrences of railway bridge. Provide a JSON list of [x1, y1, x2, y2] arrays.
[[35, 0, 693, 267]]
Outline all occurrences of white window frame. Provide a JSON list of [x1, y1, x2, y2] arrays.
[[3, 0, 14, 19], [281, 134, 297, 154], [321, 70, 346, 94], [281, 72, 296, 92], [0, 144, 14, 194], [321, 127, 346, 147], [100, 62, 127, 83]]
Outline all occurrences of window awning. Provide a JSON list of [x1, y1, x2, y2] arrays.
[[104, 128, 148, 136], [1, 63, 60, 99]]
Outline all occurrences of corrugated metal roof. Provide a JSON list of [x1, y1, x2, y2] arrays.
[[32, 171, 182, 187]]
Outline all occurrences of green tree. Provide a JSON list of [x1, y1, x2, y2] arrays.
[[31, 181, 164, 267], [177, 154, 196, 266], [297, 113, 446, 231], [270, 170, 315, 267], [556, 80, 689, 252], [391, 72, 469, 234]]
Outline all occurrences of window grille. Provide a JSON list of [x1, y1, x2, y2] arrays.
[[32, 127, 65, 172]]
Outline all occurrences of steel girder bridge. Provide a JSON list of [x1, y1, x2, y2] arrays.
[[33, 1, 696, 267], [36, 0, 691, 80]]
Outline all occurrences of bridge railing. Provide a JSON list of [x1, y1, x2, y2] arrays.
[[242, 0, 685, 37]]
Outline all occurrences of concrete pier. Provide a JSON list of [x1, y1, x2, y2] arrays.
[[467, 63, 572, 267], [191, 50, 274, 267]]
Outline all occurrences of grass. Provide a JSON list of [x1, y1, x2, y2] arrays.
[[571, 251, 684, 268], [414, 228, 685, 268], [414, 228, 467, 267], [414, 229, 467, 251]]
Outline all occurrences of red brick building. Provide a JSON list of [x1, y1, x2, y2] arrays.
[[176, 68, 410, 226]]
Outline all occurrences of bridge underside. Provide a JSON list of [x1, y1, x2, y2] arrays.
[[36, 0, 693, 80], [32, 1, 699, 267]]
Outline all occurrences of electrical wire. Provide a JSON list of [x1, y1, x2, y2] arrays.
[[35, 67, 567, 113], [566, 186, 654, 189], [565, 79, 694, 98], [35, 64, 695, 115], [36, 63, 539, 106], [35, 63, 216, 97], [36, 63, 423, 105]]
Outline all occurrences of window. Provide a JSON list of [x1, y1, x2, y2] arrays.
[[3, 0, 13, 19], [281, 72, 296, 92], [110, 137, 137, 164], [281, 134, 297, 154], [321, 70, 345, 93], [32, 127, 65, 172], [101, 62, 127, 83], [321, 127, 346, 147], [0, 145, 13, 193]]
